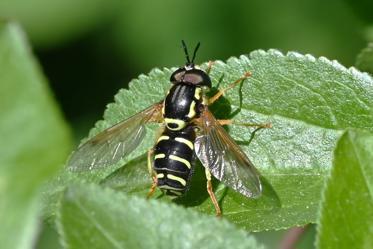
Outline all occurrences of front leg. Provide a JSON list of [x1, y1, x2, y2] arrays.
[[208, 72, 252, 105], [206, 60, 214, 75]]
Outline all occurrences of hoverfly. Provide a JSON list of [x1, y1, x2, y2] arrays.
[[68, 41, 266, 216]]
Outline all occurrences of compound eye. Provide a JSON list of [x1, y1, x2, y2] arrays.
[[170, 68, 185, 83], [185, 69, 211, 87], [183, 72, 203, 85]]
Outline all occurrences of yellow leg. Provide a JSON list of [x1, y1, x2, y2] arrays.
[[147, 149, 154, 176], [147, 176, 158, 199], [147, 128, 167, 199], [205, 168, 222, 217], [217, 119, 272, 129], [206, 60, 214, 75], [147, 149, 157, 199], [208, 71, 252, 105]]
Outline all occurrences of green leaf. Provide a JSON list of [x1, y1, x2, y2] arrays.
[[356, 43, 373, 75], [0, 22, 72, 249], [58, 183, 264, 249], [316, 130, 373, 248], [36, 222, 62, 249], [43, 49, 373, 231]]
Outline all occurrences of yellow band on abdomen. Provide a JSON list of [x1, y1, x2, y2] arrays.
[[169, 155, 191, 169], [175, 137, 194, 150]]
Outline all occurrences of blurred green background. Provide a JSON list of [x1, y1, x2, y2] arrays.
[[0, 0, 372, 248], [1, 0, 372, 140]]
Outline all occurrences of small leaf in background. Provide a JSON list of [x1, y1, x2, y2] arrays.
[[0, 22, 72, 249], [356, 43, 373, 74], [43, 50, 373, 232], [316, 130, 373, 248], [58, 183, 265, 249]]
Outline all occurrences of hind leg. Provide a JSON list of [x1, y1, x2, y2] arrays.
[[205, 168, 222, 217], [217, 119, 272, 129], [146, 148, 158, 199]]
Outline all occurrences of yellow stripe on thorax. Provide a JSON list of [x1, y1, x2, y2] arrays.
[[194, 87, 202, 100], [186, 101, 196, 118]]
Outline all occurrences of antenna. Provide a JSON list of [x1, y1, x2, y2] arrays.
[[181, 40, 190, 64], [191, 42, 200, 63]]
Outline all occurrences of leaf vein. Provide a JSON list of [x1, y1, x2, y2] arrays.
[[276, 74, 338, 126], [349, 135, 373, 201], [74, 199, 123, 249]]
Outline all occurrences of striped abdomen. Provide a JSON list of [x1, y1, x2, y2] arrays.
[[153, 125, 196, 198]]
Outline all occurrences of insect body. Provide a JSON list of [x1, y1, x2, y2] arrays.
[[153, 125, 196, 197], [154, 50, 211, 197], [67, 41, 264, 216]]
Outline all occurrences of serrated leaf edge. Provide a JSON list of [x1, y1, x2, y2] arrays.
[[80, 49, 373, 147]]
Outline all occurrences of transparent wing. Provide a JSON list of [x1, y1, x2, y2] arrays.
[[68, 102, 163, 171], [194, 108, 262, 198]]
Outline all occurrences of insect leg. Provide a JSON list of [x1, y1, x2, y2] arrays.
[[205, 168, 222, 217], [206, 60, 214, 75], [147, 148, 158, 199], [147, 126, 166, 199], [208, 72, 252, 105], [147, 176, 158, 199], [217, 119, 272, 129], [147, 148, 155, 176]]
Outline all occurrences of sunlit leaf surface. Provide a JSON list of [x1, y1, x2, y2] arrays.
[[316, 130, 373, 248]]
